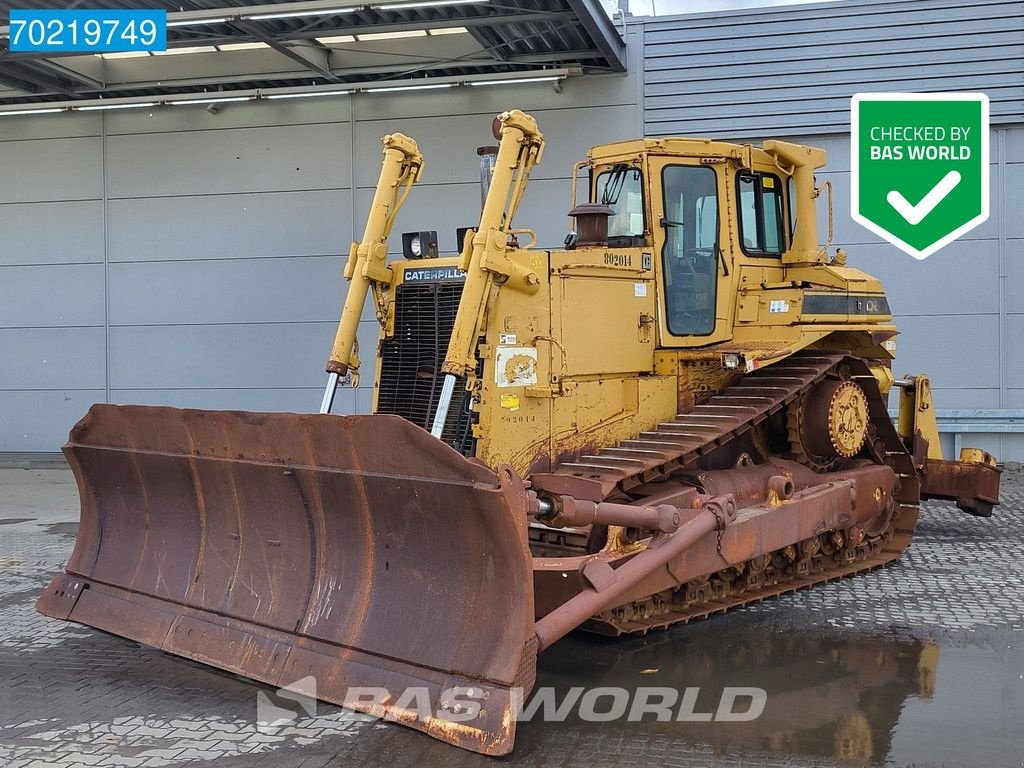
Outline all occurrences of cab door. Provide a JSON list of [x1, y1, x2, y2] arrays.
[[649, 157, 736, 347]]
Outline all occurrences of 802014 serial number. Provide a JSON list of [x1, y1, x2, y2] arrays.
[[8, 10, 166, 53]]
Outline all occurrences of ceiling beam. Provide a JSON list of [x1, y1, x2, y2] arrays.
[[30, 59, 104, 90], [232, 19, 341, 82], [0, 69, 41, 94], [0, 61, 81, 98]]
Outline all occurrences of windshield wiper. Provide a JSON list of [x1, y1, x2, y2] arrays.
[[600, 164, 629, 205]]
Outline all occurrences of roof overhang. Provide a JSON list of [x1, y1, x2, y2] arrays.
[[0, 0, 626, 108]]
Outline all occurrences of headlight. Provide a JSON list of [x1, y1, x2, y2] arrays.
[[723, 353, 743, 370], [401, 230, 437, 259]]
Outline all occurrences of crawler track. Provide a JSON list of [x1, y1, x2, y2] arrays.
[[536, 352, 920, 636]]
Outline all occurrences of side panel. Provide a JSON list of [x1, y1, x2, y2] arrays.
[[544, 249, 676, 472], [558, 275, 656, 376], [548, 376, 678, 468], [475, 252, 554, 475], [474, 248, 678, 476]]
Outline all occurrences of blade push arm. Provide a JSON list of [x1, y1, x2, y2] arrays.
[[430, 110, 545, 436], [321, 133, 424, 413]]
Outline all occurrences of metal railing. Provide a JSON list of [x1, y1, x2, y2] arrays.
[[889, 410, 1024, 455]]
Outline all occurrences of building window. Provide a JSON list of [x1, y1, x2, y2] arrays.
[[737, 172, 786, 256]]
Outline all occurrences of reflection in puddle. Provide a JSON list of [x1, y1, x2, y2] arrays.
[[529, 623, 940, 765], [43, 521, 79, 536]]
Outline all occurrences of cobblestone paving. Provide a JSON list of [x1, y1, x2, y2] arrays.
[[0, 468, 1021, 768]]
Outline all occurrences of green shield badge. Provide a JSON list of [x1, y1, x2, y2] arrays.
[[851, 92, 989, 260]]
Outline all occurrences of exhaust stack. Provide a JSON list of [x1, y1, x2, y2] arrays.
[[477, 145, 499, 210]]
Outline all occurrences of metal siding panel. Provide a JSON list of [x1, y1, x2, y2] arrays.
[[511, 177, 579, 250], [108, 320, 379, 391], [1004, 314, 1024, 388], [645, 50, 1022, 80], [928, 389, 1002, 410], [853, 241, 1000, 317], [108, 322, 337, 390], [0, 201, 105, 265], [108, 255, 345, 326], [354, 182, 480, 256], [0, 112, 100, 141], [1005, 131, 1024, 162], [644, 40, 1023, 75], [642, 0, 1024, 137], [1001, 434, 1024, 458], [1003, 238, 1024, 312], [645, 73, 1024, 107], [355, 386, 374, 415], [895, 315, 1001, 391], [642, 0, 1016, 32], [644, 14, 1015, 47], [0, 389, 105, 452], [104, 98, 352, 136], [352, 104, 637, 186], [105, 123, 352, 198], [106, 189, 352, 262], [109, 387, 344, 413], [645, 92, 1022, 138], [790, 135, 853, 172], [1003, 162, 1024, 239], [0, 328, 105, 390], [645, 25, 1013, 56], [0, 263, 105, 328], [0, 137, 103, 203]]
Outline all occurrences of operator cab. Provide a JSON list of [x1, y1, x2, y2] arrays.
[[575, 138, 827, 348]]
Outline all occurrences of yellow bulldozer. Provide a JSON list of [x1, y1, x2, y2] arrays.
[[39, 109, 999, 755]]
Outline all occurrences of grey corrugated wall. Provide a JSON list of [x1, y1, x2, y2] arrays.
[[3, 0, 1024, 460], [643, 0, 1024, 137], [642, 0, 1024, 459], [0, 28, 643, 453]]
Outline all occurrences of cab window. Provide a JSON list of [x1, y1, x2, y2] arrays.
[[595, 165, 645, 246], [737, 172, 785, 256], [661, 165, 719, 336]]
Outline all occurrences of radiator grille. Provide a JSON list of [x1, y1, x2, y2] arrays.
[[376, 280, 476, 456]]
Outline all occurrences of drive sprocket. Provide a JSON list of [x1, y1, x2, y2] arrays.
[[788, 377, 870, 472]]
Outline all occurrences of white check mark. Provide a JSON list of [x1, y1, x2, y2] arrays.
[[886, 170, 962, 225]]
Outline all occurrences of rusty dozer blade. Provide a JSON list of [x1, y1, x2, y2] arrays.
[[37, 404, 537, 755]]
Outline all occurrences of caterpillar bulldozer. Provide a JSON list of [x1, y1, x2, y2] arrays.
[[39, 110, 1000, 755]]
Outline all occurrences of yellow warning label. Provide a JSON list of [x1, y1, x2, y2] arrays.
[[500, 393, 521, 411]]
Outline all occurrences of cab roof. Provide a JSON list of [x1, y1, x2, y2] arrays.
[[587, 137, 786, 169]]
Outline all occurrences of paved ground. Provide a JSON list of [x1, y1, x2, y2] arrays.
[[1, 467, 1022, 768]]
